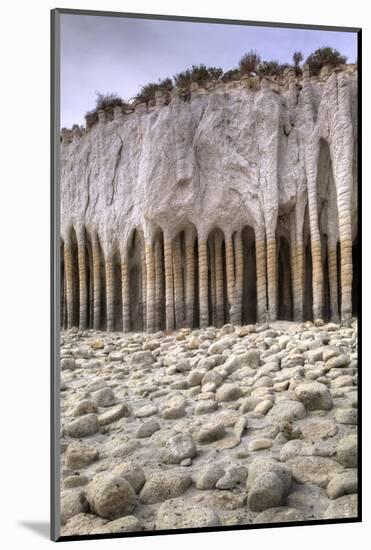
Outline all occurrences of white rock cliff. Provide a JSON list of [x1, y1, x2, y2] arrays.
[[60, 65, 358, 332]]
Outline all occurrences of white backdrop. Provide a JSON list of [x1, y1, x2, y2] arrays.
[[0, 0, 368, 548]]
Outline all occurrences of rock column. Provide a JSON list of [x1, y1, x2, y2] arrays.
[[145, 243, 156, 333], [64, 237, 74, 329], [198, 238, 209, 328], [215, 234, 224, 326], [185, 229, 195, 328], [105, 254, 115, 331], [173, 236, 185, 329], [76, 230, 88, 330], [164, 235, 175, 331], [91, 234, 101, 330], [121, 258, 130, 332], [255, 228, 267, 322]]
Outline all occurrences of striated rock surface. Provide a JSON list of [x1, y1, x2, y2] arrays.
[[60, 65, 358, 333]]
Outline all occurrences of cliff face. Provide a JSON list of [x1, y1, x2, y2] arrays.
[[60, 65, 358, 333]]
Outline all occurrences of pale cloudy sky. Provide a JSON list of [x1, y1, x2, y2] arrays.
[[60, 13, 358, 128]]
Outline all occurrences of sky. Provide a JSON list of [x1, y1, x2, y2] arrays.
[[60, 14, 358, 128]]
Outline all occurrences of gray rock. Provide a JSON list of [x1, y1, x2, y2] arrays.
[[87, 473, 137, 519], [140, 472, 192, 504], [253, 506, 304, 523], [65, 442, 99, 469], [61, 490, 89, 525], [247, 458, 292, 495], [325, 354, 351, 369], [65, 414, 99, 438], [156, 497, 221, 530], [112, 462, 146, 493], [216, 466, 248, 489], [163, 433, 197, 464], [61, 513, 107, 536], [281, 355, 304, 369], [91, 387, 116, 407], [72, 400, 97, 417], [131, 350, 155, 365], [286, 456, 343, 487], [61, 358, 77, 371], [323, 494, 358, 519], [134, 404, 158, 418], [248, 472, 285, 512], [334, 408, 357, 425], [336, 435, 358, 468], [295, 382, 333, 411], [267, 400, 306, 422], [196, 421, 225, 444], [248, 438, 273, 451], [91, 516, 144, 534], [327, 470, 358, 499], [194, 400, 218, 415], [286, 484, 329, 518], [216, 383, 243, 402], [98, 404, 131, 426], [195, 463, 225, 490], [135, 419, 161, 438]]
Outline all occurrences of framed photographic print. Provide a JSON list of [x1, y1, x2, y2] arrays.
[[51, 8, 361, 541]]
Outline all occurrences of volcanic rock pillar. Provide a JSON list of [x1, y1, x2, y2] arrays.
[[64, 239, 74, 329], [185, 230, 195, 328], [173, 236, 184, 329], [215, 234, 224, 326], [198, 238, 209, 328], [121, 258, 130, 332], [164, 235, 175, 331], [255, 228, 267, 322], [234, 231, 243, 324], [145, 243, 156, 333], [266, 229, 277, 321], [92, 234, 101, 330], [154, 237, 165, 331], [77, 230, 88, 330], [105, 254, 115, 331]]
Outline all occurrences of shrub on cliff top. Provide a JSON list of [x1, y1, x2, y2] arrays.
[[221, 68, 241, 82], [257, 60, 290, 77], [305, 47, 347, 75], [134, 77, 173, 103], [85, 92, 126, 128], [174, 64, 223, 88], [239, 50, 261, 76]]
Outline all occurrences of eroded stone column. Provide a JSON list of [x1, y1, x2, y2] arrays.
[[121, 258, 130, 332], [327, 240, 339, 322], [77, 230, 88, 330], [185, 230, 195, 328], [64, 239, 74, 329], [91, 234, 101, 330], [198, 238, 209, 328], [173, 236, 184, 329], [303, 67, 323, 320], [255, 228, 267, 322], [145, 243, 156, 333], [290, 211, 304, 321], [105, 255, 115, 331], [234, 231, 243, 324], [266, 229, 277, 321], [225, 234, 236, 324], [215, 234, 224, 326], [141, 247, 147, 330], [164, 235, 175, 331], [209, 236, 216, 326], [154, 238, 165, 331]]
